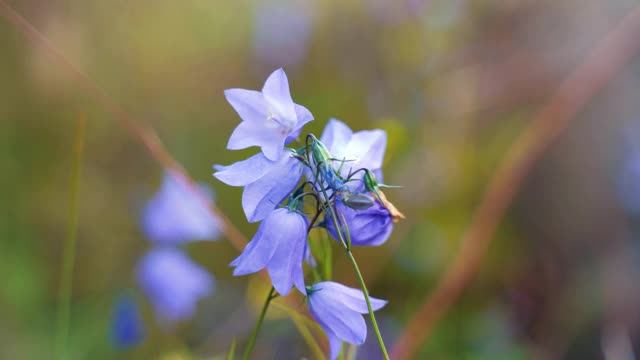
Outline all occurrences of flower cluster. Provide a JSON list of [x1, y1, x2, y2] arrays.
[[111, 172, 220, 348], [214, 69, 403, 359]]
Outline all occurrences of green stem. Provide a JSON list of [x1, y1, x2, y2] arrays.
[[242, 287, 276, 360], [345, 249, 389, 360], [56, 115, 85, 359]]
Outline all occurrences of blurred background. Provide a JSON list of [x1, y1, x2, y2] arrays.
[[3, 0, 640, 358]]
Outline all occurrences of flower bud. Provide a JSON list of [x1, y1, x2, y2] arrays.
[[340, 192, 375, 210]]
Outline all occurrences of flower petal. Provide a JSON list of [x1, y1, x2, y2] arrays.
[[324, 326, 344, 360], [320, 118, 353, 159], [213, 153, 275, 186], [261, 68, 297, 123], [315, 281, 387, 314], [224, 88, 269, 123], [309, 291, 367, 345], [231, 225, 279, 276], [266, 210, 308, 295], [344, 129, 387, 172], [136, 248, 214, 324], [227, 121, 284, 160], [285, 104, 314, 144], [242, 152, 303, 222]]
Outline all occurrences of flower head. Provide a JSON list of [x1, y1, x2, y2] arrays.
[[214, 150, 304, 223], [326, 200, 393, 247], [230, 207, 307, 295], [142, 171, 221, 244], [224, 68, 313, 161], [307, 281, 387, 360], [109, 295, 145, 349], [136, 247, 214, 324]]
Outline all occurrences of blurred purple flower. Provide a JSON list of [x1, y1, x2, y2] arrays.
[[230, 208, 307, 296], [109, 294, 145, 349], [142, 171, 221, 245], [617, 150, 640, 215], [136, 247, 214, 324], [214, 150, 304, 223], [319, 118, 387, 191], [307, 281, 387, 360], [253, 1, 313, 68], [224, 68, 313, 161], [326, 200, 393, 247]]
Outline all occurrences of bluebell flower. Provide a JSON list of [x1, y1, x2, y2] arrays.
[[307, 281, 387, 360], [326, 200, 393, 246], [142, 171, 221, 244], [109, 294, 145, 349], [224, 68, 314, 161], [318, 118, 387, 191], [214, 150, 304, 223], [136, 247, 214, 324], [230, 208, 307, 296]]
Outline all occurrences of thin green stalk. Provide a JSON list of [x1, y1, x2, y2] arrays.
[[242, 287, 276, 360], [56, 115, 85, 359], [345, 249, 389, 360]]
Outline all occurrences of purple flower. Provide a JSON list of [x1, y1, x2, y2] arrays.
[[136, 247, 214, 324], [142, 171, 221, 245], [214, 150, 304, 223], [326, 200, 393, 247], [230, 208, 307, 296], [224, 68, 314, 161], [318, 118, 387, 191], [110, 295, 145, 349], [307, 281, 387, 360]]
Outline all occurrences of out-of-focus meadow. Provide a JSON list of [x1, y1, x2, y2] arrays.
[[4, 0, 640, 359]]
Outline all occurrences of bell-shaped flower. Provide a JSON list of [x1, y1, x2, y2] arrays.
[[136, 247, 214, 324], [326, 200, 393, 247], [213, 150, 304, 223], [230, 207, 307, 296], [318, 118, 387, 190], [224, 68, 313, 161], [307, 281, 387, 360], [109, 294, 145, 349], [142, 171, 221, 244]]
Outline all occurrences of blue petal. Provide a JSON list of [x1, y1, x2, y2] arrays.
[[309, 289, 367, 345], [344, 129, 386, 172], [261, 68, 297, 126], [227, 120, 284, 161], [265, 210, 308, 295], [110, 295, 145, 349], [224, 88, 269, 124], [324, 326, 343, 360], [329, 202, 393, 247], [314, 281, 387, 314], [320, 118, 353, 159], [231, 222, 279, 276], [285, 104, 315, 144], [242, 152, 303, 222], [213, 153, 275, 186], [136, 248, 214, 324], [142, 172, 221, 245]]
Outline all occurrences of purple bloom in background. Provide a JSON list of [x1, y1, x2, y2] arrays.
[[230, 208, 307, 295], [142, 171, 221, 245], [136, 247, 214, 324], [110, 295, 145, 349], [307, 281, 387, 360], [319, 118, 387, 191], [253, 1, 313, 68], [224, 68, 314, 161], [326, 201, 393, 247], [214, 150, 304, 223]]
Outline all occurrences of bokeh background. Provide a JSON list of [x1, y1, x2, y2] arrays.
[[3, 0, 640, 359]]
